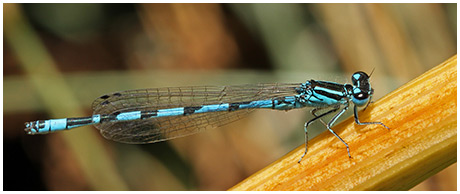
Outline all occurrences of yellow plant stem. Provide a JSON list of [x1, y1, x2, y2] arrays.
[[230, 55, 457, 191]]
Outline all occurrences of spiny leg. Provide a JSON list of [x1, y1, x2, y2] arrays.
[[325, 104, 352, 158], [298, 105, 340, 163], [354, 105, 390, 130]]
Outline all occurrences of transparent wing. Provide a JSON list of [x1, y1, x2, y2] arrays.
[[92, 83, 301, 143]]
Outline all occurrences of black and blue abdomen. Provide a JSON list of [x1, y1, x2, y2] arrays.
[[92, 84, 302, 143]]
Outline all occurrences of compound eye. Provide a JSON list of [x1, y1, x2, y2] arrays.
[[352, 88, 370, 106], [351, 71, 369, 85]]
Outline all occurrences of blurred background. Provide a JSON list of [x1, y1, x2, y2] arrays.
[[3, 3, 456, 191]]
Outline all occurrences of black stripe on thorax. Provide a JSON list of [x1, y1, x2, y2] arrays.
[[311, 80, 345, 91], [311, 80, 347, 101], [314, 89, 344, 101]]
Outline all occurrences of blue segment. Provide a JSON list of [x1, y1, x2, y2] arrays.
[[157, 107, 184, 117], [52, 118, 68, 131], [195, 104, 229, 113], [116, 111, 142, 121], [41, 118, 67, 132]]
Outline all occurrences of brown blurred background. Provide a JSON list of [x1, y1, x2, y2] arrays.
[[3, 3, 456, 190]]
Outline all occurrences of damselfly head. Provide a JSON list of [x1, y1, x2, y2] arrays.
[[351, 71, 373, 107]]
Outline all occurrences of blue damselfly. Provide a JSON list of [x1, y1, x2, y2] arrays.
[[25, 71, 389, 163]]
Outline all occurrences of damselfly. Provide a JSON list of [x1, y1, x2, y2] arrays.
[[25, 71, 389, 163]]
